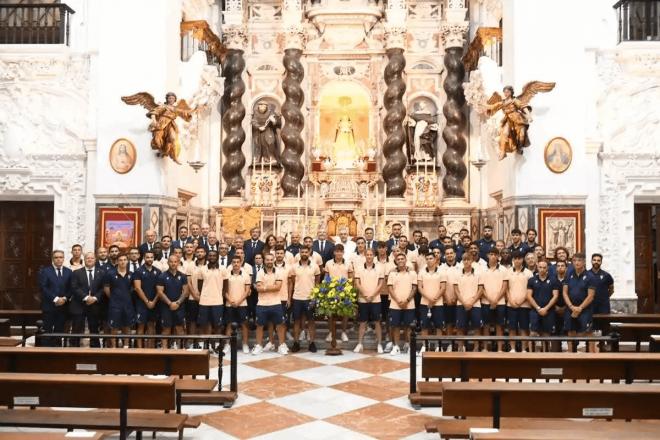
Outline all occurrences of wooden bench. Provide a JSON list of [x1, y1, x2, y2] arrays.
[[0, 310, 42, 346], [594, 313, 660, 335], [0, 338, 21, 347], [0, 373, 191, 440], [441, 382, 660, 428], [652, 335, 660, 353], [469, 424, 660, 440], [611, 322, 660, 352], [0, 347, 236, 410], [411, 352, 660, 407], [0, 433, 109, 440], [425, 417, 660, 438]]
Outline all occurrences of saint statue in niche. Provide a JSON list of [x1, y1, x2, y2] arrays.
[[121, 92, 193, 164], [405, 100, 438, 163], [251, 100, 282, 164], [486, 81, 555, 160]]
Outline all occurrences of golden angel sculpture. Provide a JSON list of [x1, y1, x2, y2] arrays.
[[121, 92, 193, 163], [486, 81, 555, 160]]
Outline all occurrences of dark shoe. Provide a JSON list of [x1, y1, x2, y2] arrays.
[[309, 342, 317, 353], [291, 341, 301, 353]]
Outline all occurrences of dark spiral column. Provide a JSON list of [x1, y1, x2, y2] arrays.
[[382, 48, 407, 197], [441, 46, 468, 198], [281, 48, 305, 197], [221, 48, 246, 197]]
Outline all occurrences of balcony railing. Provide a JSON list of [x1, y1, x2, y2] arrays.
[[463, 26, 502, 73], [180, 20, 226, 66], [0, 3, 75, 45], [615, 0, 660, 42]]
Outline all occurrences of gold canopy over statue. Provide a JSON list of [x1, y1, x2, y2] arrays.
[[486, 81, 555, 160], [121, 92, 194, 163]]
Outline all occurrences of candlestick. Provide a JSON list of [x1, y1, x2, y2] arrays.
[[383, 184, 387, 240], [297, 183, 301, 232], [313, 182, 318, 219], [365, 183, 370, 229], [260, 208, 264, 236], [374, 184, 378, 232], [304, 183, 309, 236]]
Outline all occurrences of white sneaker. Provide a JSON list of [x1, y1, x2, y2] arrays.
[[251, 344, 263, 355], [384, 341, 393, 353], [377, 343, 384, 354], [509, 348, 516, 353], [286, 331, 294, 342], [403, 342, 410, 354], [223, 344, 230, 355], [278, 344, 289, 355], [171, 342, 179, 350], [353, 343, 363, 353], [435, 345, 441, 352], [417, 345, 426, 357], [390, 345, 401, 356], [264, 341, 274, 352], [325, 333, 333, 342], [300, 330, 306, 341], [341, 331, 349, 342], [242, 344, 250, 354]]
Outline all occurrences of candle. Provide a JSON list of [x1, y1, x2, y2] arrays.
[[260, 208, 264, 236], [366, 183, 370, 229], [268, 157, 272, 175], [313, 182, 318, 219]]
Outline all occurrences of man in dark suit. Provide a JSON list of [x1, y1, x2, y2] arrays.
[[364, 227, 378, 251], [386, 222, 404, 254], [95, 247, 112, 272], [205, 231, 220, 252], [244, 227, 265, 265], [199, 223, 210, 248], [187, 222, 202, 245], [249, 253, 264, 328], [408, 230, 423, 251], [172, 226, 189, 250], [138, 229, 158, 260], [38, 250, 73, 346], [70, 252, 105, 347], [312, 229, 335, 264]]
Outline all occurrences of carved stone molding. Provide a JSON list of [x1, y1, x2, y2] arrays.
[[283, 24, 306, 50], [441, 22, 469, 49], [384, 25, 407, 50], [222, 25, 248, 50]]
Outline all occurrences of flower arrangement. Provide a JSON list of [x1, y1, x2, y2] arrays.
[[310, 275, 358, 318]]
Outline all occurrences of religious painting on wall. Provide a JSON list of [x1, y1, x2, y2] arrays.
[[109, 138, 137, 174], [544, 137, 572, 174], [98, 207, 142, 251], [538, 208, 584, 259]]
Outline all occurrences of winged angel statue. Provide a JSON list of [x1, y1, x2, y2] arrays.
[[121, 92, 193, 163], [486, 81, 555, 160]]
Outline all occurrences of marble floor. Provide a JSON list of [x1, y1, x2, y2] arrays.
[[1, 347, 440, 439]]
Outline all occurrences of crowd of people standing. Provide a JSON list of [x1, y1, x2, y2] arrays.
[[39, 222, 614, 354]]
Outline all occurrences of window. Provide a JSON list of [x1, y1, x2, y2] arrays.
[[615, 0, 660, 42], [0, 2, 75, 45]]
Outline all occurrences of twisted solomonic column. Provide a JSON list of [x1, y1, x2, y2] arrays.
[[441, 22, 469, 198], [382, 27, 407, 197], [221, 27, 247, 197], [280, 27, 306, 197]]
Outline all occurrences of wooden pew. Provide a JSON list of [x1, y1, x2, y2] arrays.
[[0, 319, 9, 337], [0, 338, 21, 347], [611, 322, 660, 352], [594, 313, 660, 335], [652, 335, 660, 353], [0, 347, 236, 411], [469, 424, 660, 440], [0, 373, 190, 440], [0, 310, 42, 346], [425, 417, 660, 439], [0, 433, 109, 440], [441, 382, 660, 428], [411, 352, 660, 407]]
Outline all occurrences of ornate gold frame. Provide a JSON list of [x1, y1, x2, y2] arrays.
[[544, 136, 572, 174]]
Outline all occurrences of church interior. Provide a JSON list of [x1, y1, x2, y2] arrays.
[[0, 0, 659, 439]]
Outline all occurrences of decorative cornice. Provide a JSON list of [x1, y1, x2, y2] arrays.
[[222, 25, 248, 50], [384, 25, 407, 50], [441, 22, 469, 49], [282, 24, 306, 50]]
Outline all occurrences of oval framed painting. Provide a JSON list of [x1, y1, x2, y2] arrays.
[[544, 137, 572, 174], [109, 138, 137, 174]]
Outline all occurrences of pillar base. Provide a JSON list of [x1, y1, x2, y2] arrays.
[[439, 197, 473, 236]]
